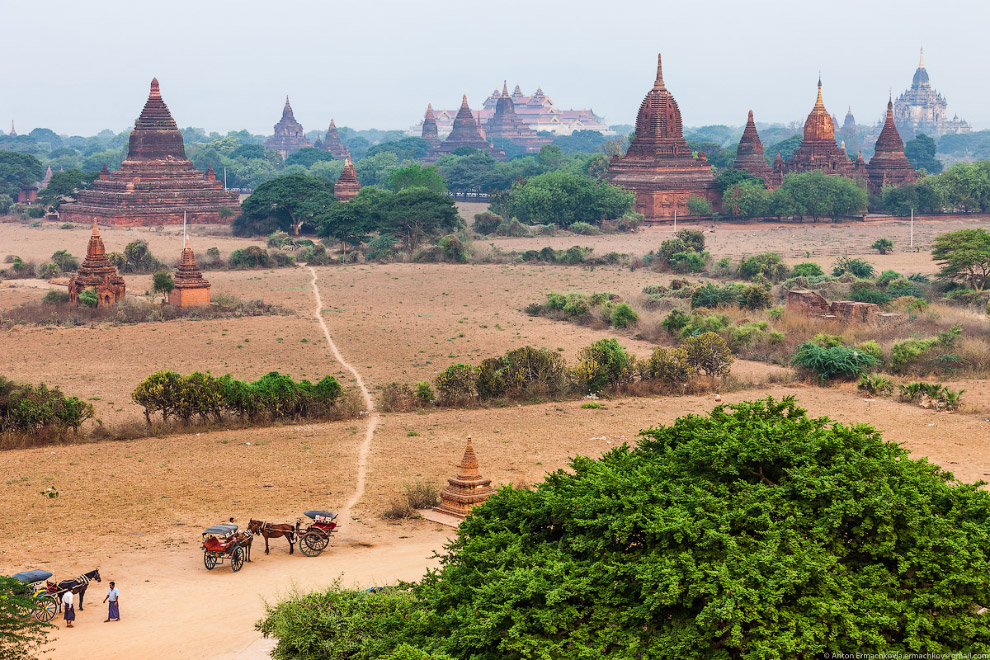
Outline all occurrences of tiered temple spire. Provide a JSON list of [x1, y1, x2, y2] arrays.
[[334, 155, 361, 201], [866, 97, 916, 195], [435, 438, 494, 519], [263, 95, 311, 158], [784, 78, 854, 176], [421, 103, 440, 147], [427, 94, 504, 161], [483, 80, 550, 154], [321, 119, 348, 159], [732, 110, 777, 187], [171, 235, 211, 307], [68, 220, 126, 306]]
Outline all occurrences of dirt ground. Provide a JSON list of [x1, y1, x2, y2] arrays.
[[2, 217, 990, 659]]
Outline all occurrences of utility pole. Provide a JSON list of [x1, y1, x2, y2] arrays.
[[673, 208, 677, 232], [910, 208, 914, 249]]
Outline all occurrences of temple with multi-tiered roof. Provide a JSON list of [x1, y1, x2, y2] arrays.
[[68, 221, 126, 306], [732, 110, 778, 187], [264, 96, 311, 158], [866, 98, 917, 196], [318, 119, 348, 159], [605, 53, 719, 221], [785, 79, 856, 176], [171, 237, 211, 308], [59, 79, 240, 227], [426, 95, 505, 161], [334, 157, 361, 201], [484, 82, 551, 154], [435, 439, 494, 519]]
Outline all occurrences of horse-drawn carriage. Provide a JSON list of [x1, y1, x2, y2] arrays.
[[296, 510, 338, 557], [12, 568, 101, 622], [201, 524, 251, 572]]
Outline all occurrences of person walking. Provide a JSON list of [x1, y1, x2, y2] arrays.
[[62, 588, 75, 627], [103, 581, 120, 622]]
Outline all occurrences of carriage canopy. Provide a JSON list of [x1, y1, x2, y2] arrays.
[[304, 510, 338, 522], [12, 570, 53, 584], [202, 524, 238, 537]]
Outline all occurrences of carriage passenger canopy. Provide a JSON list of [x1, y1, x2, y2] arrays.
[[202, 524, 238, 537]]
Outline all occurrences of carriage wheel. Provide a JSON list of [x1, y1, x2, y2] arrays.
[[299, 531, 324, 557], [34, 596, 58, 623], [231, 546, 245, 572], [204, 551, 218, 570]]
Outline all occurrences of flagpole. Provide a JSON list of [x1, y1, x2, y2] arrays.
[[673, 208, 677, 232], [910, 208, 914, 249]]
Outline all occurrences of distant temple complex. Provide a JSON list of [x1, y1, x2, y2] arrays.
[[68, 221, 126, 307], [606, 54, 719, 221], [420, 104, 441, 148], [435, 439, 494, 519], [171, 237, 211, 308], [416, 84, 611, 138], [892, 49, 970, 139], [484, 82, 552, 154], [316, 119, 348, 159], [425, 95, 505, 161], [866, 98, 916, 196], [334, 157, 361, 201], [59, 79, 240, 227], [264, 97, 311, 159], [784, 80, 857, 176]]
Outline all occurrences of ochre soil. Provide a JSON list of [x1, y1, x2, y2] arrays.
[[1, 217, 989, 659]]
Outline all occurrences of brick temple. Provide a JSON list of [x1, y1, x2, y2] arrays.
[[732, 110, 778, 188], [484, 82, 551, 154], [171, 237, 211, 308], [317, 119, 348, 159], [420, 104, 441, 148], [334, 157, 361, 201], [606, 53, 720, 221], [426, 95, 505, 161], [435, 438, 494, 519], [785, 80, 856, 176], [264, 96, 311, 159], [68, 220, 126, 306], [60, 79, 240, 227], [866, 98, 917, 196]]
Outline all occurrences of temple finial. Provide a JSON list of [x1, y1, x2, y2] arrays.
[[747, 109, 754, 121], [919, 47, 925, 68], [654, 53, 665, 89], [91, 219, 99, 235], [502, 80, 509, 97], [150, 78, 161, 99]]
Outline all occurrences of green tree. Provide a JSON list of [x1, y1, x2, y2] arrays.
[[872, 238, 894, 254], [714, 168, 764, 192], [500, 170, 634, 227], [35, 168, 97, 211], [0, 576, 52, 660], [382, 188, 463, 252], [285, 147, 335, 168], [722, 182, 774, 217], [388, 164, 447, 193], [153, 271, 175, 301], [685, 194, 712, 217], [366, 137, 431, 161], [778, 170, 867, 220], [931, 228, 990, 290], [354, 151, 400, 187], [316, 187, 391, 250], [536, 144, 565, 171], [440, 153, 496, 195], [0, 151, 44, 197], [240, 173, 338, 236], [904, 133, 942, 174]]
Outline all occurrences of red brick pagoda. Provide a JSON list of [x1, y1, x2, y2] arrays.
[[319, 119, 348, 159], [334, 157, 361, 201], [60, 79, 240, 227], [866, 98, 917, 196], [68, 220, 126, 307], [732, 110, 776, 187], [785, 80, 855, 176], [427, 95, 505, 161], [421, 104, 441, 148], [606, 54, 720, 221], [435, 438, 494, 519], [264, 96, 311, 159], [484, 82, 551, 154], [171, 237, 211, 308]]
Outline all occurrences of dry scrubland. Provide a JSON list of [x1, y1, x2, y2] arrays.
[[2, 215, 990, 658]]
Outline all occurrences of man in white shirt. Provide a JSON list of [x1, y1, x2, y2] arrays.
[[103, 581, 120, 622], [62, 589, 75, 627]]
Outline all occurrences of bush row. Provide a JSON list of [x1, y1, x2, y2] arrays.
[[525, 292, 639, 329], [0, 376, 95, 435]]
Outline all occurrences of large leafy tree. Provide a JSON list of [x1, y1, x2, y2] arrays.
[[0, 576, 52, 660], [382, 188, 462, 252], [904, 133, 942, 174], [35, 168, 97, 211], [260, 397, 990, 658], [316, 187, 391, 250], [0, 151, 44, 197], [931, 228, 990, 290], [388, 164, 447, 193], [499, 170, 634, 227], [239, 173, 337, 236], [778, 170, 867, 220], [285, 147, 335, 168]]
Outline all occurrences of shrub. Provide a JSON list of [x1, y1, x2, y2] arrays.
[[850, 286, 892, 307], [738, 253, 788, 282], [545, 292, 567, 311], [791, 262, 824, 277], [497, 218, 531, 237], [562, 293, 589, 317], [38, 262, 59, 279], [642, 284, 667, 296], [660, 309, 691, 335], [812, 333, 845, 348], [42, 290, 70, 304], [739, 284, 773, 311], [475, 357, 508, 401], [668, 251, 708, 273], [380, 382, 416, 413], [610, 303, 638, 328], [366, 235, 397, 262], [680, 313, 731, 339], [50, 249, 78, 271], [267, 231, 292, 248], [228, 246, 273, 269], [656, 238, 688, 265], [434, 364, 476, 406], [680, 332, 734, 379], [832, 256, 875, 278], [59, 222, 73, 229], [691, 283, 739, 309], [791, 342, 879, 383], [856, 340, 884, 362], [573, 338, 634, 394], [0, 376, 95, 435], [857, 373, 893, 397], [675, 229, 705, 252], [569, 221, 602, 236], [473, 212, 503, 235], [898, 382, 965, 411], [871, 238, 894, 254], [414, 381, 435, 405], [638, 346, 690, 386], [78, 288, 98, 308]]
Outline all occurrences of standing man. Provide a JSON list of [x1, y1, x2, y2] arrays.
[[62, 588, 75, 628], [103, 581, 120, 622]]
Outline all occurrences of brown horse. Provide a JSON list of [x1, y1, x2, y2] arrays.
[[247, 519, 296, 555], [234, 531, 254, 562], [58, 568, 101, 611]]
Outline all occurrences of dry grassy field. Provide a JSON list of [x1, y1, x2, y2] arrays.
[[1, 215, 989, 659]]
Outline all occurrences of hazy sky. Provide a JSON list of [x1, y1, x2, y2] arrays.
[[2, 0, 986, 137]]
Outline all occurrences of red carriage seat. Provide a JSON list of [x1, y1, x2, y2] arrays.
[[203, 537, 226, 552]]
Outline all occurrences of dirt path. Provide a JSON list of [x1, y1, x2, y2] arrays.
[[308, 266, 379, 520]]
